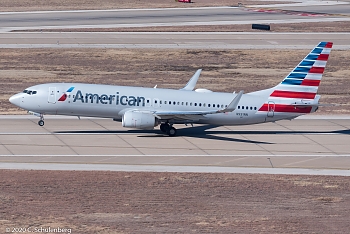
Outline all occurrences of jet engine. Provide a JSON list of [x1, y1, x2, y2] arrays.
[[122, 111, 157, 130]]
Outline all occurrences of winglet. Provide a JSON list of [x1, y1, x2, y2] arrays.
[[180, 69, 202, 91], [218, 90, 244, 113]]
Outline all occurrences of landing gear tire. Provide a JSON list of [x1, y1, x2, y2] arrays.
[[38, 120, 44, 126], [160, 123, 169, 133], [167, 127, 177, 137]]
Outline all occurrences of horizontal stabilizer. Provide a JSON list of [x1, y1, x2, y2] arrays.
[[291, 103, 337, 108], [217, 90, 244, 113]]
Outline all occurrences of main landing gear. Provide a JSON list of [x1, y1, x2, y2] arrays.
[[160, 123, 177, 137], [38, 114, 44, 126]]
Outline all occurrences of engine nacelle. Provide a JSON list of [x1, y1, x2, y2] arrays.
[[122, 111, 157, 130]]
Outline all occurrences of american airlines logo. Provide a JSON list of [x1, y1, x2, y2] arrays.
[[58, 87, 75, 102], [73, 90, 146, 106]]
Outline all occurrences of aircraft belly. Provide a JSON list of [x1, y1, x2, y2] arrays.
[[56, 103, 121, 118], [199, 112, 266, 125]]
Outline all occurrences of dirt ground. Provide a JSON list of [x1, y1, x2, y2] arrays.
[[1, 0, 290, 11], [1, 48, 349, 114], [0, 170, 349, 234]]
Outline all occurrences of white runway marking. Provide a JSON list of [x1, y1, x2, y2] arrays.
[[1, 154, 350, 157], [1, 163, 349, 176]]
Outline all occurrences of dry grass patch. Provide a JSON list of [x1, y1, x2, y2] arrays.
[[1, 170, 349, 233]]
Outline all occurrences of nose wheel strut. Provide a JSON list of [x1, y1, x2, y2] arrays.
[[38, 114, 44, 126]]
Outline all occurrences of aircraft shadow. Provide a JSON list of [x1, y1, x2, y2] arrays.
[[53, 125, 350, 144]]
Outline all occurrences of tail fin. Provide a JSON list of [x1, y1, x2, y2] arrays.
[[272, 41, 333, 98], [257, 42, 333, 115]]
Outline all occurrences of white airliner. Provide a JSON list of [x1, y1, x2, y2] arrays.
[[9, 42, 333, 136]]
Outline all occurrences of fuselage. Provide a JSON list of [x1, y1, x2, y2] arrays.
[[9, 82, 304, 126]]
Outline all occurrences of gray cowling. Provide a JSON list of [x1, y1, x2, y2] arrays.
[[122, 111, 156, 130]]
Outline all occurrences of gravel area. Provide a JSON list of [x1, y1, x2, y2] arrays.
[[1, 170, 350, 233]]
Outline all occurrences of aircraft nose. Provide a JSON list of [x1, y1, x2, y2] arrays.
[[9, 93, 22, 107]]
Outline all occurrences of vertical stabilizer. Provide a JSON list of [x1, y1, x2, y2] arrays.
[[273, 41, 333, 97], [258, 42, 333, 114]]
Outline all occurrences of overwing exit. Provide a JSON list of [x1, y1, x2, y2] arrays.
[[9, 42, 333, 136]]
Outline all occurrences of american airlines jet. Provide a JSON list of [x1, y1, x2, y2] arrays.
[[9, 42, 333, 136]]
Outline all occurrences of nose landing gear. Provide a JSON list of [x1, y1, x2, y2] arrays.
[[38, 114, 44, 126]]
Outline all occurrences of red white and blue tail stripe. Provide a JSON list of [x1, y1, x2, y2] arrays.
[[258, 42, 332, 114], [277, 41, 332, 91]]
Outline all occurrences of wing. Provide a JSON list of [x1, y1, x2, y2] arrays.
[[180, 69, 202, 91], [138, 91, 244, 121]]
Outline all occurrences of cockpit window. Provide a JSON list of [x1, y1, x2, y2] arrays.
[[23, 90, 37, 95]]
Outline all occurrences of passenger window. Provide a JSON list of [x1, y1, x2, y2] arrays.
[[190, 103, 192, 106], [254, 107, 257, 110], [221, 105, 224, 108], [250, 107, 252, 110], [73, 95, 75, 98], [199, 103, 202, 107], [203, 103, 206, 107], [238, 106, 240, 109], [165, 101, 167, 104], [177, 102, 180, 105], [173, 101, 176, 105], [246, 106, 248, 110], [160, 100, 162, 104], [208, 104, 211, 107], [186, 102, 188, 106], [217, 104, 219, 108], [169, 101, 171, 105], [147, 100, 150, 103], [194, 103, 197, 106], [182, 102, 184, 105], [155, 100, 157, 104]]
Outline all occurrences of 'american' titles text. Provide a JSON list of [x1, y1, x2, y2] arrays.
[[73, 90, 145, 106]]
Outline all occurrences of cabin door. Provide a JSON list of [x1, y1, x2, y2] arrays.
[[267, 101, 275, 117], [48, 87, 57, 104]]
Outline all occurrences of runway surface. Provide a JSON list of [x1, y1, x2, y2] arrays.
[[0, 5, 349, 32], [0, 115, 349, 175], [1, 4, 349, 49], [1, 3, 350, 175]]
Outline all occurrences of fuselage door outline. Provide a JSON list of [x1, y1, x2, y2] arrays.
[[267, 101, 275, 117], [48, 87, 56, 104]]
